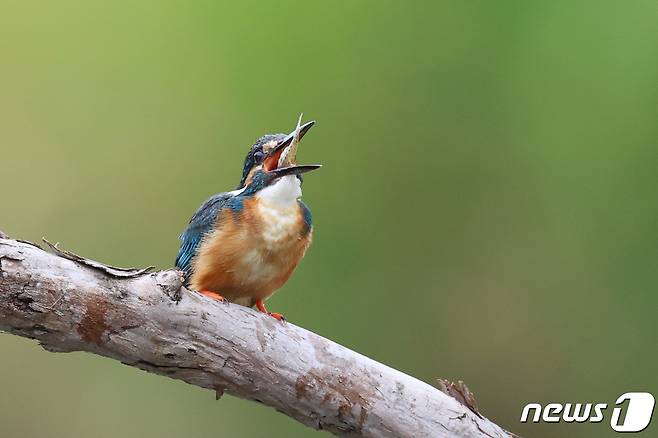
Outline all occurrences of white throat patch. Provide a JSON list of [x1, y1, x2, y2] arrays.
[[256, 175, 302, 207], [256, 175, 302, 245]]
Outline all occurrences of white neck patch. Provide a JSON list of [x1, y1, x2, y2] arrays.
[[256, 175, 302, 207], [255, 175, 303, 246]]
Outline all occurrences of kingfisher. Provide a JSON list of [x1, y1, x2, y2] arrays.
[[176, 117, 319, 321]]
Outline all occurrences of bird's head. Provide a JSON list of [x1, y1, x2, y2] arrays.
[[237, 119, 315, 189]]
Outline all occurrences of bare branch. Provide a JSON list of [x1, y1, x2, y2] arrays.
[[0, 235, 514, 437]]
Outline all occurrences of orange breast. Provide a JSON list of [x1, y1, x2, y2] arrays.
[[189, 198, 312, 305]]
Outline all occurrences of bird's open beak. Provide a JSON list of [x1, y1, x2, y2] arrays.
[[263, 118, 315, 171], [269, 164, 322, 179]]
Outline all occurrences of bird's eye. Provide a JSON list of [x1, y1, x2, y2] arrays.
[[253, 151, 264, 163]]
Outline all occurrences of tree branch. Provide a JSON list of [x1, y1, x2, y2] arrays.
[[0, 234, 513, 437]]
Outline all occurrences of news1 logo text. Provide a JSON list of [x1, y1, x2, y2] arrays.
[[520, 392, 655, 433]]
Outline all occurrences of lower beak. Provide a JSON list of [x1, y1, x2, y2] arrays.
[[270, 164, 322, 178], [263, 119, 315, 171]]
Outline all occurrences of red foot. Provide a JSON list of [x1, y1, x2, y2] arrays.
[[268, 312, 286, 321], [198, 290, 227, 303], [256, 299, 286, 322]]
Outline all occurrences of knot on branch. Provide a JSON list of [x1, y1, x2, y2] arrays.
[[155, 270, 185, 301]]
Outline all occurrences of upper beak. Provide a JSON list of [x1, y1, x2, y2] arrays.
[[263, 119, 315, 171]]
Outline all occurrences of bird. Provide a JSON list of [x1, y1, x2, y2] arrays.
[[176, 117, 319, 321]]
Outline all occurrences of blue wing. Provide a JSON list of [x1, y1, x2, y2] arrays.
[[176, 193, 232, 280]]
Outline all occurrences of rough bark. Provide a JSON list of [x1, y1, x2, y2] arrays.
[[0, 234, 513, 437]]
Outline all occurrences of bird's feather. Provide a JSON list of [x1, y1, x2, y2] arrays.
[[176, 192, 235, 280]]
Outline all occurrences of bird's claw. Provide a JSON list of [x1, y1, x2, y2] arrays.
[[255, 299, 285, 322], [268, 312, 286, 323], [198, 290, 227, 303]]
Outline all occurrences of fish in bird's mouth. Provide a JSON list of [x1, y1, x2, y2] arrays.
[[263, 115, 315, 171]]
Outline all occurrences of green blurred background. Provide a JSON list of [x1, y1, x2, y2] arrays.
[[1, 1, 657, 437]]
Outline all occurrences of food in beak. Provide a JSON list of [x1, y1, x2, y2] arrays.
[[278, 114, 304, 168], [263, 115, 314, 171]]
